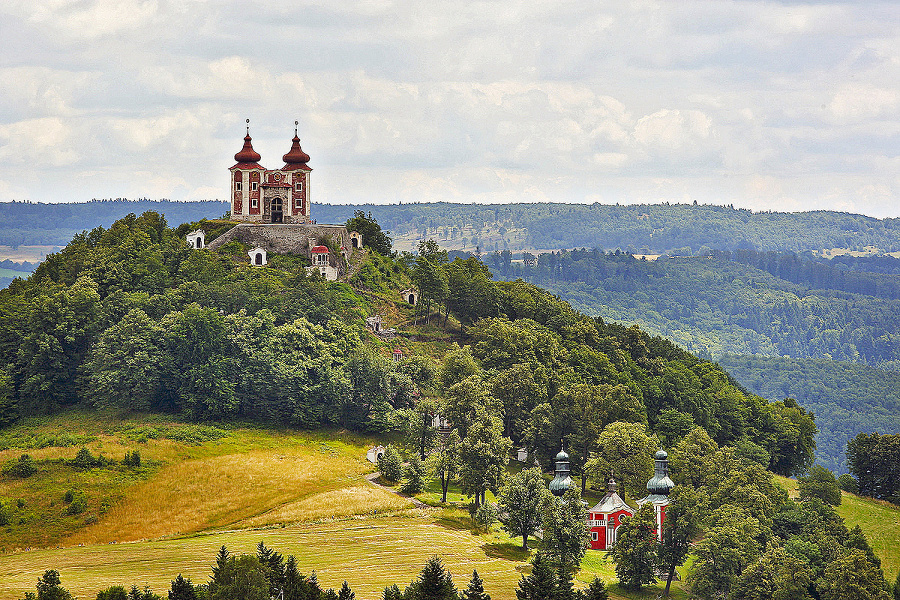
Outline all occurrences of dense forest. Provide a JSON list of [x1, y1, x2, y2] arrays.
[[312, 202, 900, 254], [4, 200, 900, 257], [483, 249, 900, 370], [0, 200, 229, 248], [717, 355, 900, 474], [0, 212, 814, 480]]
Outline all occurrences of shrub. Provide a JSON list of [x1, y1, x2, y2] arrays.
[[66, 493, 87, 515], [400, 454, 427, 495], [0, 501, 9, 526], [123, 450, 141, 467], [837, 473, 859, 494], [71, 447, 97, 469], [64, 489, 74, 503], [7, 454, 37, 478], [378, 445, 403, 483]]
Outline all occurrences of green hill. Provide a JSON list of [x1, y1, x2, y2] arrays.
[[0, 211, 890, 600]]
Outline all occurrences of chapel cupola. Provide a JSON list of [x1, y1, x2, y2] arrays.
[[549, 443, 572, 497], [233, 120, 262, 166], [646, 450, 675, 496], [282, 121, 311, 170]]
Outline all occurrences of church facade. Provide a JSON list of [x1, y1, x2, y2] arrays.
[[229, 122, 312, 224]]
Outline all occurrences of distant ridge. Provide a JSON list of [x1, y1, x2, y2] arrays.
[[3, 199, 900, 258]]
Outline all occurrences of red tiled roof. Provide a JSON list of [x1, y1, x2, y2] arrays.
[[282, 163, 312, 172], [311, 245, 330, 253], [283, 135, 311, 166], [234, 134, 262, 163], [230, 162, 265, 170]]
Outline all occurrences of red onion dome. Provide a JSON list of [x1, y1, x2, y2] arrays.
[[234, 134, 262, 163], [282, 135, 310, 165]]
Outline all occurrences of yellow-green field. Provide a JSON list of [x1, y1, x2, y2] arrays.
[[0, 413, 690, 600], [0, 511, 686, 600]]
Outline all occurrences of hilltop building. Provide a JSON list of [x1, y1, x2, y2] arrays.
[[191, 121, 363, 282], [229, 120, 311, 224]]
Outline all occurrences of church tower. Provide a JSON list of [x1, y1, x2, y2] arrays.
[[280, 120, 312, 222], [229, 119, 264, 220]]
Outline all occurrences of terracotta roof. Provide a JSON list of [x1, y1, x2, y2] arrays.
[[311, 245, 330, 253], [282, 135, 310, 166], [234, 134, 262, 163], [230, 162, 265, 170], [282, 163, 312, 172]]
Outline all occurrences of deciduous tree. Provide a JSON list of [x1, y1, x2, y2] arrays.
[[497, 467, 548, 549], [610, 504, 658, 591]]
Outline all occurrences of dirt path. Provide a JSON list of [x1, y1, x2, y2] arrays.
[[364, 471, 429, 509]]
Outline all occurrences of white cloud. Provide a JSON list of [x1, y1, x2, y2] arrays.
[[0, 0, 896, 217]]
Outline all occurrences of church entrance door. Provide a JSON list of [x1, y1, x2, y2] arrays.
[[271, 197, 283, 223]]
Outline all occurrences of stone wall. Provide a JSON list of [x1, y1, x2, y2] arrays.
[[206, 223, 353, 271]]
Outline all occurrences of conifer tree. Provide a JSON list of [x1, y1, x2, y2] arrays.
[[515, 553, 557, 600], [337, 581, 354, 600], [382, 584, 403, 600], [283, 556, 305, 600], [581, 578, 608, 600], [168, 575, 197, 600], [257, 541, 285, 597], [409, 556, 457, 600], [460, 571, 489, 600], [211, 546, 229, 581]]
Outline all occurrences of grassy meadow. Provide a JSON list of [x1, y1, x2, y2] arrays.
[[0, 412, 407, 550], [0, 511, 686, 600], [0, 412, 692, 600]]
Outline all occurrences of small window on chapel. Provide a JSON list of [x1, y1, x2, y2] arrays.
[[295, 181, 303, 192], [235, 182, 242, 191], [251, 182, 259, 191], [251, 198, 258, 208], [295, 198, 302, 208]]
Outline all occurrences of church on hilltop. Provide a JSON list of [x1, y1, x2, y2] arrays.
[[229, 120, 312, 224], [190, 121, 363, 282]]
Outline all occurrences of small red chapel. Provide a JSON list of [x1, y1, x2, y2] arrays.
[[586, 449, 675, 550]]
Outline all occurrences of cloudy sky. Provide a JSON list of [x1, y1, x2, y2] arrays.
[[0, 1, 897, 217]]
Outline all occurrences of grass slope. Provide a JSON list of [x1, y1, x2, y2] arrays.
[[0, 413, 408, 550], [0, 512, 685, 600]]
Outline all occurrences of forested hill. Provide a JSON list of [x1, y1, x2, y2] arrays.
[[312, 202, 900, 254], [4, 200, 900, 256], [0, 211, 815, 482], [0, 200, 229, 247], [497, 249, 900, 370], [717, 355, 900, 474]]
